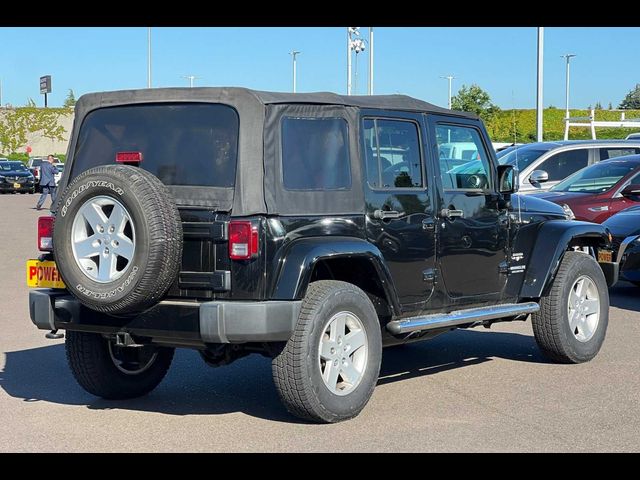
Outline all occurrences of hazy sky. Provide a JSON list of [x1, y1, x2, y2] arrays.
[[1, 27, 638, 109]]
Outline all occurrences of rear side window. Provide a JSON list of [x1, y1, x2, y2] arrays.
[[599, 147, 640, 160], [72, 103, 239, 187], [281, 117, 350, 190], [538, 149, 589, 181], [364, 118, 423, 189]]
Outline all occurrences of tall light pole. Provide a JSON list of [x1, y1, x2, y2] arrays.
[[368, 27, 374, 95], [536, 27, 544, 142], [147, 27, 152, 88], [347, 28, 365, 95], [440, 75, 455, 109], [290, 50, 301, 93], [181, 75, 200, 88], [561, 53, 577, 120]]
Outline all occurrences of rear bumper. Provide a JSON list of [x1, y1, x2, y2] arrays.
[[29, 289, 301, 346]]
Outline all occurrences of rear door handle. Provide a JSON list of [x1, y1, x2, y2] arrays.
[[441, 208, 464, 219], [373, 209, 403, 220]]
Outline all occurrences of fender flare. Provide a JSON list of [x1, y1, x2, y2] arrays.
[[520, 220, 611, 298], [270, 236, 401, 316]]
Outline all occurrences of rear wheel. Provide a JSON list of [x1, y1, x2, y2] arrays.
[[531, 251, 609, 363], [65, 331, 174, 399], [272, 281, 382, 423]]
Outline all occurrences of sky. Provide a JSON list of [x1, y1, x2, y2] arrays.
[[1, 27, 639, 110]]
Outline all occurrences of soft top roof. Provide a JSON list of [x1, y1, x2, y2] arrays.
[[64, 87, 478, 215], [75, 86, 476, 118]]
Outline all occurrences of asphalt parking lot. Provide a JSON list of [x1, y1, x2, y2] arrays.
[[1, 192, 639, 452]]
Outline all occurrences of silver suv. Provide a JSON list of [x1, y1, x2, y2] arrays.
[[497, 140, 640, 194]]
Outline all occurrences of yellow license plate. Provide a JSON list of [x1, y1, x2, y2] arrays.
[[26, 260, 66, 289], [597, 250, 613, 263], [13, 183, 20, 189]]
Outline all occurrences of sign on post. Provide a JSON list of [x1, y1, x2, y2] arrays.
[[40, 75, 51, 94]]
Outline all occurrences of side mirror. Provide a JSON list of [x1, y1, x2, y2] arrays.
[[497, 164, 517, 194], [621, 184, 640, 200], [529, 169, 549, 186]]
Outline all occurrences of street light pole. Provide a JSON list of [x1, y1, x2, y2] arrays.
[[440, 75, 455, 109], [347, 28, 352, 95], [182, 75, 200, 88], [561, 53, 576, 120], [147, 27, 152, 88], [290, 50, 301, 93], [368, 27, 374, 95], [536, 27, 544, 142]]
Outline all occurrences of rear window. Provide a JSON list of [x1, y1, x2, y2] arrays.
[[72, 103, 239, 187]]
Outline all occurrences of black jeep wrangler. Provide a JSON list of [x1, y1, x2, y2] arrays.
[[28, 88, 618, 423]]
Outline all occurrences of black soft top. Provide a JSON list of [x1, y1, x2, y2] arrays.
[[75, 87, 475, 118], [62, 87, 477, 215]]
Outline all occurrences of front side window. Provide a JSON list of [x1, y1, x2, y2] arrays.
[[281, 117, 350, 191], [436, 124, 492, 191], [538, 149, 589, 182], [364, 118, 423, 189], [73, 103, 239, 187]]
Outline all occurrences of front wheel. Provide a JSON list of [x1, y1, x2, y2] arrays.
[[65, 331, 174, 399], [531, 251, 609, 363], [272, 281, 382, 423]]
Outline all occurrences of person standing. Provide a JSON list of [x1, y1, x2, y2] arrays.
[[36, 155, 59, 211]]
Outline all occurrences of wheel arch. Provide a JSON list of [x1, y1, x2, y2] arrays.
[[520, 220, 613, 299], [270, 236, 401, 318]]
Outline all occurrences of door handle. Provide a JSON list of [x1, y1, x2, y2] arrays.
[[373, 209, 403, 220], [422, 218, 435, 230], [440, 208, 464, 219]]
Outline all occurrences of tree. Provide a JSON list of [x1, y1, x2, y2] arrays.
[[451, 84, 500, 121], [608, 102, 613, 110], [595, 101, 603, 110], [548, 105, 557, 109], [63, 89, 76, 108], [619, 84, 640, 109]]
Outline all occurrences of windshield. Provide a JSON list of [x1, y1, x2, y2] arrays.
[[0, 162, 28, 172], [497, 147, 549, 170], [551, 161, 639, 193], [30, 158, 44, 167]]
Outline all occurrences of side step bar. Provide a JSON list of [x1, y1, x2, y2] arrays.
[[386, 302, 540, 335]]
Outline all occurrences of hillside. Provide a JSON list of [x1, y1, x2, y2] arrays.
[[487, 108, 640, 142]]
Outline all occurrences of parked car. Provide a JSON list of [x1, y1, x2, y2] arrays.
[[53, 162, 65, 185], [625, 133, 640, 140], [496, 140, 640, 194], [27, 157, 45, 191], [27, 87, 616, 423], [531, 156, 640, 223], [0, 161, 36, 194], [0, 157, 8, 161], [602, 206, 640, 285]]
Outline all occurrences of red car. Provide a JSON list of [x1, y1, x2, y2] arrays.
[[532, 155, 640, 223]]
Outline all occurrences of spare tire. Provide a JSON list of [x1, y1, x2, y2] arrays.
[[53, 165, 182, 315]]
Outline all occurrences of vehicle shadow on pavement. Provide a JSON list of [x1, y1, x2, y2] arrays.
[[609, 281, 640, 313], [378, 329, 550, 385], [1, 329, 547, 421], [0, 344, 295, 423]]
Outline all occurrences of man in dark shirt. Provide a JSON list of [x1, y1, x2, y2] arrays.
[[36, 155, 59, 211]]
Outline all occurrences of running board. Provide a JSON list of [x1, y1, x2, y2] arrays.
[[386, 302, 540, 335]]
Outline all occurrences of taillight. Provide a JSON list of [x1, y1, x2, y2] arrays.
[[38, 216, 55, 251], [116, 151, 143, 164], [228, 220, 259, 260]]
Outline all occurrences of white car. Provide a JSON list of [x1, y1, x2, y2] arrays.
[[53, 162, 65, 185]]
